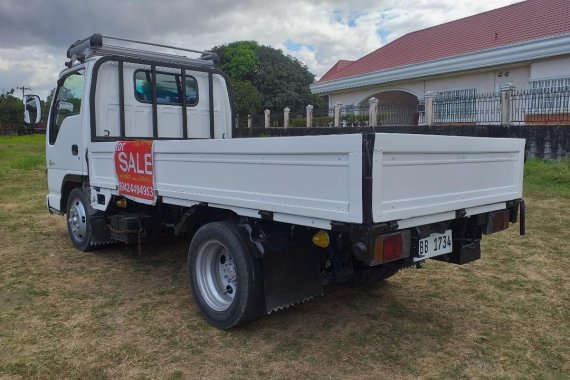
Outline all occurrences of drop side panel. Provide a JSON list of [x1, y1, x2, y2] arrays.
[[372, 133, 525, 223]]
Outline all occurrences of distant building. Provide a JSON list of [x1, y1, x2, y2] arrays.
[[311, 0, 570, 125]]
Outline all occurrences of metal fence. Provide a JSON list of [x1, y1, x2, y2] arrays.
[[0, 123, 22, 136], [338, 103, 420, 126], [433, 88, 570, 126], [511, 88, 570, 125], [434, 92, 501, 124], [311, 107, 334, 127], [378, 102, 420, 126], [338, 105, 369, 127], [240, 101, 421, 128], [237, 87, 570, 129]]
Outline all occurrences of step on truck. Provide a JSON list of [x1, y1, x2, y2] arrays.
[[29, 34, 526, 329]]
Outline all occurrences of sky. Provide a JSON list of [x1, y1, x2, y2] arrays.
[[0, 0, 522, 99]]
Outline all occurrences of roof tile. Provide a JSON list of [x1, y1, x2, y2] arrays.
[[319, 0, 570, 82]]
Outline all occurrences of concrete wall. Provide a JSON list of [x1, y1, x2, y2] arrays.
[[530, 56, 570, 79], [235, 125, 570, 160]]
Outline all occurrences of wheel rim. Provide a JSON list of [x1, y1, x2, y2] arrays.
[[195, 240, 237, 312], [68, 198, 87, 242]]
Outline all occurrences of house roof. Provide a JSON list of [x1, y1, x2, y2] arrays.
[[319, 0, 570, 83], [320, 60, 354, 79]]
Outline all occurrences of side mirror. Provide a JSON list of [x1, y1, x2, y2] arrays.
[[24, 95, 42, 125]]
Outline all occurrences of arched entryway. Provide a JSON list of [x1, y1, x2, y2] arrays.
[[360, 90, 420, 126]]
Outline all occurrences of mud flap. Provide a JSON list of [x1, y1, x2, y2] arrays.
[[90, 214, 112, 245], [262, 247, 323, 313], [449, 240, 481, 265]]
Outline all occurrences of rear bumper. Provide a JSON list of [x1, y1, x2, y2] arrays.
[[350, 198, 524, 267]]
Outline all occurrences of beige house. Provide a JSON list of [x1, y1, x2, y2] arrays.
[[310, 0, 570, 125]]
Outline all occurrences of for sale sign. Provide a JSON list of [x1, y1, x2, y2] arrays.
[[114, 140, 156, 204]]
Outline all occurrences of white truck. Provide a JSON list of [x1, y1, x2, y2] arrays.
[[30, 34, 526, 329]]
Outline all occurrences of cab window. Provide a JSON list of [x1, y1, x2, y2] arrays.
[[49, 71, 85, 144], [134, 70, 198, 106]]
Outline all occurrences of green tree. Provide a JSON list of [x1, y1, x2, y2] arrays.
[[253, 45, 322, 111], [0, 90, 24, 135], [42, 88, 55, 122], [217, 41, 259, 81], [232, 79, 262, 116], [211, 41, 324, 116]]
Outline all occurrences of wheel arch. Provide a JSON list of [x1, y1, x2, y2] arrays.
[[175, 204, 240, 237], [60, 175, 86, 213]]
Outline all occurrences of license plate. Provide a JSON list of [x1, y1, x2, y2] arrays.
[[414, 230, 453, 262]]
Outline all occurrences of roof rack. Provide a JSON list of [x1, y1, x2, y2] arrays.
[[66, 33, 219, 68]]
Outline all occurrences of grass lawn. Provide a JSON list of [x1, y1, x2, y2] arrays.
[[0, 134, 569, 379]]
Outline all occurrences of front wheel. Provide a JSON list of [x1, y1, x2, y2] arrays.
[[66, 187, 94, 251], [188, 221, 264, 329]]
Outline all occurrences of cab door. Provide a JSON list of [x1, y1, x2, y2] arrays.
[[46, 69, 86, 212]]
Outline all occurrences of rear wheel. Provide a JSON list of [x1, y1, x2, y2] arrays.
[[188, 221, 264, 329]]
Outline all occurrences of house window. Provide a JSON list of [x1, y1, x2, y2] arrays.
[[434, 88, 477, 122], [530, 77, 570, 91], [134, 70, 198, 106], [528, 77, 570, 113]]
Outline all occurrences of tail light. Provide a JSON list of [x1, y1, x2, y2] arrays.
[[372, 231, 410, 265]]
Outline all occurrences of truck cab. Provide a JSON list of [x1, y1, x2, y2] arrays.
[[45, 34, 233, 215]]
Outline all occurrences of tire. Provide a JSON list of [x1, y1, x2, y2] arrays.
[[66, 187, 95, 251], [188, 221, 265, 329]]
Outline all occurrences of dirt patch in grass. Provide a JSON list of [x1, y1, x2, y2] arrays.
[[1, 136, 569, 379]]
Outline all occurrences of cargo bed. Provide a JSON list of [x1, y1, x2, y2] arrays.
[[88, 133, 525, 230]]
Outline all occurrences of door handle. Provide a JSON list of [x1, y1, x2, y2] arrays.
[[49, 159, 55, 166], [72, 145, 78, 156]]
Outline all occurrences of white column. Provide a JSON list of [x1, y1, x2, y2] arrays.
[[284, 107, 290, 128], [334, 103, 343, 127], [264, 109, 270, 129], [424, 92, 437, 126], [500, 83, 515, 126], [306, 105, 313, 128], [368, 97, 379, 127], [247, 114, 252, 128]]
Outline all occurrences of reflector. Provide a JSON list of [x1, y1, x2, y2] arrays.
[[373, 232, 407, 265], [383, 234, 404, 262], [312, 230, 330, 248]]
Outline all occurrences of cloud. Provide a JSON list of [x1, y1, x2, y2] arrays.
[[0, 0, 521, 98]]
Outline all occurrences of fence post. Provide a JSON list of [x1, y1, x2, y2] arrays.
[[424, 92, 436, 126], [306, 105, 313, 128], [334, 103, 343, 127], [247, 114, 252, 128], [264, 109, 270, 128], [500, 83, 515, 126], [368, 97, 379, 127], [284, 107, 290, 128]]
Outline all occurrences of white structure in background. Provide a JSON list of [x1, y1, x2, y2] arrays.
[[311, 0, 570, 125]]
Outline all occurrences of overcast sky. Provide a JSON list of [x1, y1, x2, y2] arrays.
[[0, 0, 522, 99]]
